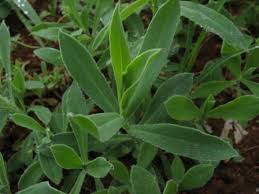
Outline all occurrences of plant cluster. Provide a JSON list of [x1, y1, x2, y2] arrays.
[[0, 0, 259, 193]]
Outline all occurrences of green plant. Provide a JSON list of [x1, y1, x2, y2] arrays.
[[1, 0, 259, 193]]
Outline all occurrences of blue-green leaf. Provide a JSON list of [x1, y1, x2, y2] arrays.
[[59, 31, 118, 112]]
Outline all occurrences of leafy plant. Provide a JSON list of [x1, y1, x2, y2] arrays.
[[0, 0, 259, 193]]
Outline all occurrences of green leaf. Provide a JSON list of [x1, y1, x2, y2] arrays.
[[11, 113, 46, 133], [131, 166, 161, 194], [180, 1, 250, 49], [25, 80, 44, 90], [192, 81, 235, 99], [70, 115, 88, 163], [121, 49, 162, 117], [108, 187, 121, 194], [62, 82, 93, 130], [62, 0, 82, 27], [129, 124, 239, 161], [121, 0, 150, 20], [140, 0, 180, 53], [170, 156, 185, 183], [244, 44, 259, 70], [0, 152, 10, 194], [0, 95, 19, 113], [89, 113, 125, 141], [12, 0, 41, 24], [71, 113, 124, 142], [18, 161, 43, 190], [28, 106, 52, 126], [0, 21, 10, 70], [51, 144, 83, 169], [241, 79, 259, 96], [110, 5, 131, 99], [59, 31, 118, 112], [16, 181, 65, 194], [110, 160, 130, 184], [69, 170, 87, 194], [165, 95, 201, 121], [207, 95, 259, 121], [124, 49, 161, 89], [196, 46, 259, 83], [0, 22, 13, 101], [137, 143, 157, 168], [221, 42, 242, 78], [91, 0, 149, 51], [0, 111, 7, 133], [142, 73, 193, 123], [163, 180, 178, 194], [52, 132, 79, 154], [121, 0, 180, 117], [38, 148, 63, 185], [179, 164, 214, 190], [86, 157, 113, 178], [0, 1, 11, 19], [32, 26, 60, 41], [34, 47, 62, 66]]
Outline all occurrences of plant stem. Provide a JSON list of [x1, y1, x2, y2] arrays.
[[12, 40, 40, 49]]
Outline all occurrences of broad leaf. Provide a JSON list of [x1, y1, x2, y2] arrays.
[[28, 106, 52, 126], [131, 166, 161, 194], [180, 1, 250, 49], [179, 164, 214, 190], [34, 47, 62, 66], [71, 113, 124, 142], [121, 0, 180, 117], [137, 143, 157, 168], [0, 95, 19, 113], [142, 73, 193, 123], [62, 81, 93, 130], [69, 170, 87, 194], [140, 0, 180, 53], [16, 182, 65, 194], [0, 21, 10, 70], [0, 152, 10, 194], [121, 0, 150, 20], [86, 157, 113, 178], [129, 124, 239, 161], [221, 42, 242, 78], [38, 148, 63, 185], [192, 81, 235, 99], [70, 115, 88, 163], [110, 160, 130, 184], [12, 0, 41, 24], [163, 180, 178, 194], [110, 5, 131, 99], [196, 46, 259, 83], [59, 31, 118, 112], [18, 162, 43, 190], [0, 22, 13, 101], [124, 49, 161, 89], [207, 95, 259, 121], [11, 113, 46, 133], [241, 79, 259, 96], [165, 95, 201, 121], [170, 156, 185, 182], [51, 144, 83, 169]]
